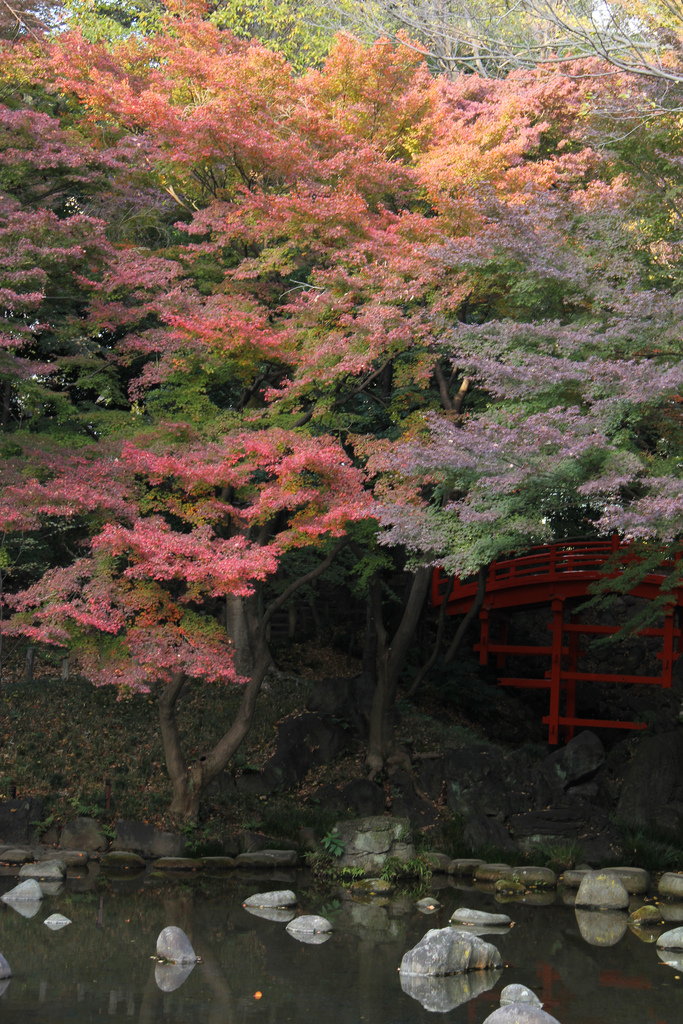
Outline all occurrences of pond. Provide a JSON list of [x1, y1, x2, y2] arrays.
[[0, 868, 680, 1024]]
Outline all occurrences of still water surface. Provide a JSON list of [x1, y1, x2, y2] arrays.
[[0, 869, 679, 1024]]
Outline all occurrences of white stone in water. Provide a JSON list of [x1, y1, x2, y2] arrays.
[[287, 930, 331, 945], [1, 879, 43, 902], [0, 954, 11, 979], [155, 962, 195, 992], [44, 914, 72, 931], [285, 915, 333, 936], [657, 926, 683, 950], [243, 890, 297, 909], [450, 908, 512, 927], [156, 926, 197, 964], [500, 984, 543, 1008]]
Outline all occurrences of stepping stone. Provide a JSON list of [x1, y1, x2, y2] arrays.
[[156, 926, 196, 964], [473, 864, 513, 883], [5, 900, 41, 919], [243, 890, 297, 909], [153, 858, 201, 871], [450, 908, 511, 928], [512, 866, 557, 888], [44, 914, 72, 930], [607, 866, 651, 894], [1, 879, 43, 901], [236, 850, 298, 868], [423, 852, 453, 872], [19, 860, 66, 880], [561, 869, 588, 887], [0, 850, 33, 866], [449, 859, 485, 876], [100, 851, 146, 871], [200, 857, 236, 871], [0, 954, 10, 979], [659, 873, 683, 899], [483, 1007, 560, 1024]]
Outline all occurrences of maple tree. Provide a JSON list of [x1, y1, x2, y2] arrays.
[[3, 12, 683, 810]]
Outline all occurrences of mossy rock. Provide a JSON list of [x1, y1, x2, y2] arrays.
[[100, 851, 146, 871], [629, 904, 664, 926], [153, 857, 202, 872]]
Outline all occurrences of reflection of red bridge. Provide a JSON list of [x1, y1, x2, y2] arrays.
[[432, 537, 683, 744]]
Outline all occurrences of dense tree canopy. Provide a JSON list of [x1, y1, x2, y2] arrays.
[[3, 7, 683, 814]]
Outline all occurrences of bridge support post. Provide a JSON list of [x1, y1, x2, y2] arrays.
[[548, 599, 564, 745], [478, 608, 489, 666]]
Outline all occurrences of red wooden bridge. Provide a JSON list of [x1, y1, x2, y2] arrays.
[[432, 536, 683, 744]]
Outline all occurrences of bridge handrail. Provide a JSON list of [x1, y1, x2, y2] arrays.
[[434, 537, 680, 604]]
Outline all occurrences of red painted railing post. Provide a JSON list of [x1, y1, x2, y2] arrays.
[[548, 599, 564, 745]]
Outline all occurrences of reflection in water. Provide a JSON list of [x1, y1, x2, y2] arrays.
[[0, 978, 9, 998], [400, 968, 503, 1012], [5, 899, 41, 919], [154, 962, 195, 992], [575, 909, 628, 947], [243, 906, 295, 923], [286, 930, 331, 945], [657, 948, 683, 971], [0, 875, 680, 1023]]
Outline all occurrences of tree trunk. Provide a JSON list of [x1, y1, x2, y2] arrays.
[[158, 537, 350, 821], [366, 566, 432, 774], [225, 594, 254, 676]]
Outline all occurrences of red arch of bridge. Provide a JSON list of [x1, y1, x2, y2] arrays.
[[432, 537, 683, 744]]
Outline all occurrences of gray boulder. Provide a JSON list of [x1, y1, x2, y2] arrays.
[[285, 915, 332, 936], [1, 879, 42, 901], [0, 799, 43, 846], [156, 926, 197, 964], [19, 859, 66, 880], [334, 817, 414, 877], [483, 1007, 561, 1024], [243, 890, 297, 908], [542, 730, 605, 795], [607, 866, 650, 894], [657, 926, 683, 950], [500, 984, 543, 1008], [59, 818, 108, 852], [112, 820, 185, 858], [400, 968, 502, 1013], [0, 954, 10, 980], [416, 897, 441, 914], [616, 730, 683, 834], [575, 870, 629, 910], [400, 927, 502, 977]]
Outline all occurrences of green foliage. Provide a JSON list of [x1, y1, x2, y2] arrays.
[[618, 825, 683, 873], [321, 827, 345, 857], [380, 854, 432, 884]]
